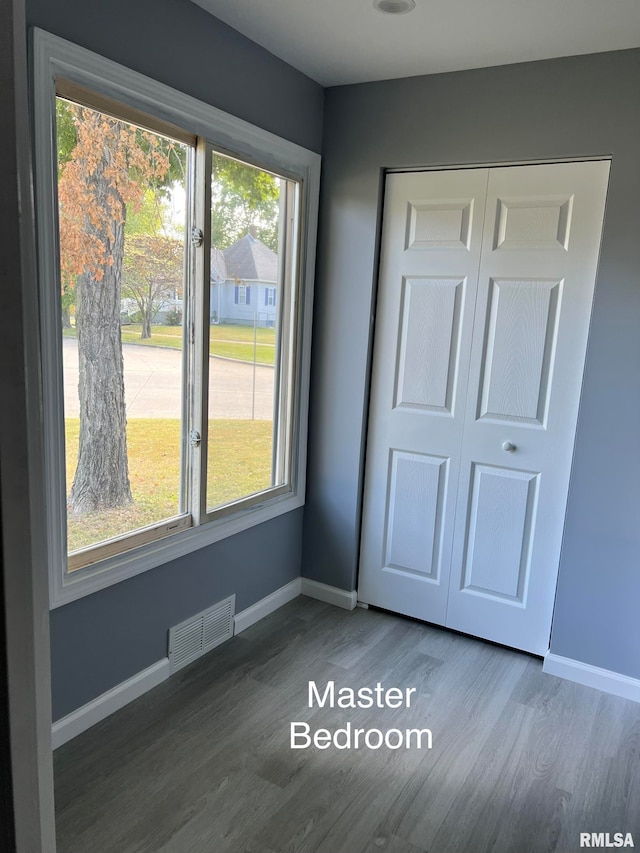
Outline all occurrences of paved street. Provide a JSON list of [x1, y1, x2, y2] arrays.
[[62, 338, 275, 420]]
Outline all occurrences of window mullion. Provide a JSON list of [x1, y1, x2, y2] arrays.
[[179, 147, 196, 516], [274, 180, 298, 487], [190, 139, 212, 526], [271, 181, 288, 484]]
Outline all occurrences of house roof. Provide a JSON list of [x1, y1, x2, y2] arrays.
[[222, 234, 278, 284], [211, 248, 227, 283]]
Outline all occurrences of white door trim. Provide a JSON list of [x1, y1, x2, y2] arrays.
[[386, 155, 612, 175]]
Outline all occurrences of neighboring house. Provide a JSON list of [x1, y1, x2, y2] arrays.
[[120, 296, 182, 325], [119, 234, 277, 328], [210, 233, 278, 327]]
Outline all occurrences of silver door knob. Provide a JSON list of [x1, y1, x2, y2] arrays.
[[502, 441, 516, 452]]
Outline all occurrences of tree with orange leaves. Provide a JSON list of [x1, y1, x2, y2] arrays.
[[57, 101, 175, 516]]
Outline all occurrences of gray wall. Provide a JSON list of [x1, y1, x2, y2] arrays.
[[51, 511, 303, 719], [27, 0, 323, 154], [303, 49, 640, 680], [26, 0, 323, 721]]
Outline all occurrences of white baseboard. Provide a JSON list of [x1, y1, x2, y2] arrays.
[[52, 577, 358, 748], [543, 653, 640, 704], [53, 579, 302, 748], [51, 658, 170, 749], [301, 577, 357, 610], [233, 578, 302, 634]]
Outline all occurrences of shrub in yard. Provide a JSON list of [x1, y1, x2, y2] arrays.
[[166, 308, 182, 326]]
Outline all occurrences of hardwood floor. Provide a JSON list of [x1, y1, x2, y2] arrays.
[[54, 597, 640, 853]]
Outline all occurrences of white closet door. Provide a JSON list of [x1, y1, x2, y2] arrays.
[[358, 161, 609, 655], [358, 168, 489, 624], [446, 161, 610, 654]]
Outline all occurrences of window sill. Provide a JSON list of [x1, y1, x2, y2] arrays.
[[50, 489, 303, 608]]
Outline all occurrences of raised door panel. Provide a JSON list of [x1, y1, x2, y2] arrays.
[[494, 196, 573, 250], [407, 200, 473, 249], [395, 277, 464, 414], [385, 451, 448, 581], [461, 464, 538, 603], [477, 278, 562, 426]]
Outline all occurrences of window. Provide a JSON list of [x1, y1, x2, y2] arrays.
[[56, 95, 193, 569], [34, 31, 320, 606]]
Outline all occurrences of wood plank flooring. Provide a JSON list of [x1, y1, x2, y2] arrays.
[[54, 597, 640, 853]]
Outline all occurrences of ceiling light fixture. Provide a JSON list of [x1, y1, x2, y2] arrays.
[[373, 0, 416, 14]]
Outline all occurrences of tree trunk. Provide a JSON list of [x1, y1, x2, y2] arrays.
[[68, 156, 133, 515], [141, 308, 152, 339]]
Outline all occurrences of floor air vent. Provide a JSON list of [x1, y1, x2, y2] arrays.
[[168, 594, 235, 673]]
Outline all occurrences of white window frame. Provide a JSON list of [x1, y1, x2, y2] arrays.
[[238, 284, 247, 305], [33, 29, 320, 608]]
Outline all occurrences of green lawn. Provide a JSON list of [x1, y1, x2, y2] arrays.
[[65, 417, 273, 552], [64, 323, 276, 365], [206, 340, 275, 364]]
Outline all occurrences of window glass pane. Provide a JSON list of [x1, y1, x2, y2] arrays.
[[56, 98, 191, 561], [207, 151, 291, 510]]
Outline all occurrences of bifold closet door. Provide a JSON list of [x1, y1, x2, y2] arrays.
[[445, 161, 610, 653], [358, 168, 489, 625], [358, 161, 610, 654]]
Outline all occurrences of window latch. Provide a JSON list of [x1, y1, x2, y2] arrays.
[[191, 227, 204, 247], [189, 429, 201, 448]]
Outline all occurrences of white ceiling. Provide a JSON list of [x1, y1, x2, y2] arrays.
[[192, 0, 640, 87]]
